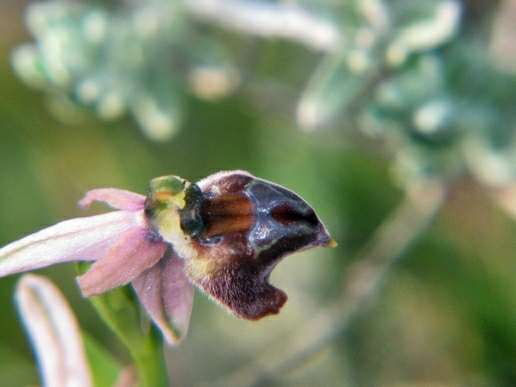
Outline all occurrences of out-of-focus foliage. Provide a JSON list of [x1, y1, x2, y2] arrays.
[[12, 0, 516, 195], [1, 0, 516, 386], [11, 1, 242, 141]]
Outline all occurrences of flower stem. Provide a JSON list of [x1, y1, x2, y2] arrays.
[[89, 289, 169, 387], [130, 331, 168, 387], [76, 264, 169, 387]]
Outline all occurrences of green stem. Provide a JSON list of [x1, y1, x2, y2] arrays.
[[130, 331, 168, 387], [77, 264, 169, 387], [89, 290, 169, 387]]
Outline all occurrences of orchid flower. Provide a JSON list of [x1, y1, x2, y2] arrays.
[[0, 171, 335, 345]]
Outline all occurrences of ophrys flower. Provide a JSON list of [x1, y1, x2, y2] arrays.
[[0, 171, 335, 345]]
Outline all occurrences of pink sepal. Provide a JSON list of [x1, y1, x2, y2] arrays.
[[0, 211, 140, 278], [77, 227, 167, 297], [132, 252, 194, 346], [79, 188, 146, 211]]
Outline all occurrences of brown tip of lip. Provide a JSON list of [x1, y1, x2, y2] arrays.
[[326, 238, 338, 248], [316, 228, 336, 248]]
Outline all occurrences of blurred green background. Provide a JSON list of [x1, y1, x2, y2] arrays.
[[1, 1, 516, 386]]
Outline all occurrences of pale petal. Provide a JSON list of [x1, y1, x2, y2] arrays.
[[0, 211, 140, 278], [16, 274, 92, 387], [79, 188, 146, 211], [132, 253, 194, 346], [78, 228, 167, 296]]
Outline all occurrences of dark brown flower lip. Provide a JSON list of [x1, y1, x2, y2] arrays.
[[193, 170, 337, 251], [181, 171, 337, 320], [244, 176, 336, 251]]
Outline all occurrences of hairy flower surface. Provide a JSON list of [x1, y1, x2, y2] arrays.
[[0, 171, 334, 345]]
